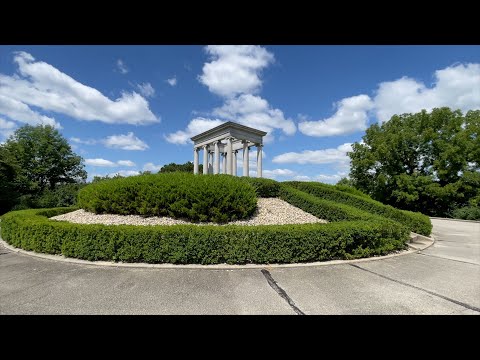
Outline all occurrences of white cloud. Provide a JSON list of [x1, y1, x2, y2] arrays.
[[108, 170, 140, 177], [0, 52, 158, 126], [85, 158, 136, 167], [167, 94, 297, 145], [293, 175, 312, 181], [103, 132, 149, 151], [272, 143, 353, 165], [299, 95, 373, 137], [165, 117, 225, 145], [117, 160, 136, 167], [0, 117, 16, 139], [374, 63, 480, 122], [0, 94, 61, 128], [70, 137, 96, 145], [167, 45, 293, 145], [143, 162, 162, 172], [199, 45, 274, 98], [85, 158, 117, 167], [136, 82, 155, 97], [0, 118, 16, 130], [315, 174, 342, 183], [263, 168, 296, 179], [116, 59, 129, 74], [166, 76, 177, 86], [212, 94, 296, 140]]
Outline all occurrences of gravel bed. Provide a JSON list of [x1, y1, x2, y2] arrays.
[[50, 198, 327, 226]]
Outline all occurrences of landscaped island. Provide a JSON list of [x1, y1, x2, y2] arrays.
[[0, 173, 432, 265]]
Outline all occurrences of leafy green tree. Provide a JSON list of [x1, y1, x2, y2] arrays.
[[348, 108, 480, 217], [159, 161, 203, 173], [0, 124, 87, 213]]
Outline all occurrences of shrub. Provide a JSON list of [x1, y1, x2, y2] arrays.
[[334, 184, 371, 199], [284, 181, 432, 235], [451, 206, 480, 220], [0, 208, 409, 264], [240, 177, 280, 197], [77, 173, 257, 223]]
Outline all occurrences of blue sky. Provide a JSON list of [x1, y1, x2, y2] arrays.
[[0, 45, 479, 183]]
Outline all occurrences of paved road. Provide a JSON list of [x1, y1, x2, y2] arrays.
[[1, 218, 479, 314]]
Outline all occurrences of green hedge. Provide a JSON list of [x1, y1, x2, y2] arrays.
[[240, 177, 280, 197], [77, 173, 257, 223], [284, 181, 432, 235], [0, 207, 409, 264], [334, 184, 371, 199]]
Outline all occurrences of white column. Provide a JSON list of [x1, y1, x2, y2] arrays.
[[214, 141, 220, 175], [222, 153, 227, 174], [257, 144, 263, 178], [243, 141, 249, 177], [233, 150, 238, 176], [208, 152, 213, 174], [203, 145, 208, 175], [193, 147, 199, 174], [226, 137, 233, 175]]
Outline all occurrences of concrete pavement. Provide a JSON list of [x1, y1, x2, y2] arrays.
[[0, 218, 478, 314]]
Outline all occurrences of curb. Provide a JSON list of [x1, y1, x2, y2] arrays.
[[430, 217, 480, 224], [0, 232, 435, 270]]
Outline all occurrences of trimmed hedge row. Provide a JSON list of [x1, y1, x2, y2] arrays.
[[77, 173, 257, 223], [0, 207, 409, 264], [240, 177, 280, 197], [284, 181, 432, 236], [334, 185, 371, 199]]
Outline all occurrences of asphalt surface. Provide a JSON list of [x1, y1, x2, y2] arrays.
[[0, 218, 479, 314]]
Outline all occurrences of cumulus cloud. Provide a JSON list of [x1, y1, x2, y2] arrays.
[[299, 95, 373, 137], [272, 143, 352, 165], [85, 158, 136, 167], [116, 59, 129, 74], [315, 174, 343, 183], [0, 117, 16, 139], [168, 45, 294, 145], [212, 94, 296, 140], [374, 63, 480, 122], [108, 170, 140, 177], [0, 52, 158, 126], [263, 168, 296, 179], [136, 82, 155, 97], [199, 45, 274, 98], [166, 76, 177, 86], [85, 158, 117, 167], [103, 132, 149, 150], [70, 137, 96, 145], [299, 63, 480, 137], [165, 117, 225, 145], [143, 162, 162, 172], [0, 94, 61, 128], [293, 175, 312, 181], [117, 160, 136, 167]]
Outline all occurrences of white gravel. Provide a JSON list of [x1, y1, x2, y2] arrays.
[[50, 198, 327, 226]]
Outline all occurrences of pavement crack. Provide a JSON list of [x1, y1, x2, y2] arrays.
[[261, 269, 304, 315], [416, 252, 480, 266], [350, 264, 480, 313]]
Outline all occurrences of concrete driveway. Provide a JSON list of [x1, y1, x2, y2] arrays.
[[0, 218, 478, 314]]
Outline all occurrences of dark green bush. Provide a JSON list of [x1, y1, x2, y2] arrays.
[[78, 173, 257, 223], [284, 181, 432, 235], [0, 208, 409, 264], [9, 183, 86, 211], [240, 177, 280, 197], [451, 206, 480, 220]]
